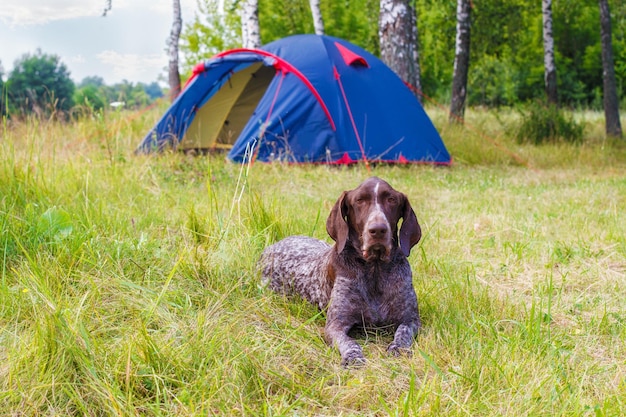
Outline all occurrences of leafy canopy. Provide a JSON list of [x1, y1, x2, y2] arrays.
[[175, 0, 623, 107], [6, 50, 75, 117]]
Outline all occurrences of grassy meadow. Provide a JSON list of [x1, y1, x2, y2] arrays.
[[1, 106, 626, 416]]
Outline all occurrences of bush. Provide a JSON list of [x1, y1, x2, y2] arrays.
[[515, 102, 584, 144], [6, 50, 75, 118]]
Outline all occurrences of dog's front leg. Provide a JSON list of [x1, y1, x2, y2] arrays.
[[324, 321, 365, 367], [387, 318, 421, 355]]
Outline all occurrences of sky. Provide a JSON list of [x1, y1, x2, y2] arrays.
[[0, 0, 200, 86]]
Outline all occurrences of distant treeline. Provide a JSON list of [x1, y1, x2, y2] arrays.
[[0, 50, 163, 119]]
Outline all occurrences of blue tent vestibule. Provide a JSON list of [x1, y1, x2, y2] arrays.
[[137, 34, 451, 165]]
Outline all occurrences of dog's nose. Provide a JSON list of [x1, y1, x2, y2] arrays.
[[368, 223, 388, 239]]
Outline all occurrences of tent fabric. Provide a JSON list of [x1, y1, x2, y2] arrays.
[[137, 34, 451, 165]]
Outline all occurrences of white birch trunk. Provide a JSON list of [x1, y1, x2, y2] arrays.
[[379, 0, 421, 99], [542, 0, 558, 104], [168, 0, 182, 101], [309, 0, 325, 35], [241, 0, 261, 49], [449, 0, 471, 123]]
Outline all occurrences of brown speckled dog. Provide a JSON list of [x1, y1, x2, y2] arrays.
[[259, 177, 422, 366]]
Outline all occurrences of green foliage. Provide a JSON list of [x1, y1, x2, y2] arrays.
[[514, 102, 585, 145], [73, 84, 107, 114], [179, 0, 625, 107], [616, 3, 626, 99], [6, 50, 75, 118], [78, 75, 106, 89], [180, 0, 242, 75], [263, 0, 380, 52], [320, 0, 380, 54], [109, 80, 151, 108], [0, 60, 6, 118], [468, 54, 518, 107], [553, 0, 603, 106], [180, 0, 380, 76], [73, 77, 163, 117], [259, 0, 314, 42], [415, 0, 455, 100], [142, 82, 164, 101], [2, 54, 163, 119], [416, 0, 625, 106], [36, 207, 74, 241]]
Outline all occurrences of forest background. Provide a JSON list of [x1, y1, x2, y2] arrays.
[[0, 0, 624, 118], [184, 0, 626, 109]]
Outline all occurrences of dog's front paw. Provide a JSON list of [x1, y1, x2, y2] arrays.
[[387, 343, 413, 357], [341, 348, 366, 367]]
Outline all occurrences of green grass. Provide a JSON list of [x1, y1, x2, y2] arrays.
[[1, 107, 626, 415]]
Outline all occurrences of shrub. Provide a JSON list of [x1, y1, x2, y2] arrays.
[[6, 50, 75, 118], [515, 102, 584, 145]]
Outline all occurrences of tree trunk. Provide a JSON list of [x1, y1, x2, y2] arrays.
[[379, 0, 422, 100], [310, 0, 325, 35], [598, 0, 623, 138], [168, 0, 182, 101], [102, 0, 112, 16], [449, 0, 471, 123], [542, 0, 558, 105], [411, 9, 422, 103], [241, 0, 261, 49]]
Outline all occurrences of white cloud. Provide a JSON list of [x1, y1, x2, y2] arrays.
[[0, 0, 103, 26], [1, 0, 200, 83], [97, 50, 165, 83], [0, 0, 199, 26], [68, 54, 86, 64]]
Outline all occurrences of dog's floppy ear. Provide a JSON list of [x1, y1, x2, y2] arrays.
[[326, 191, 349, 254], [399, 195, 421, 257]]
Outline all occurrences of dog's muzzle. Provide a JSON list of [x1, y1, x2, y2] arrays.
[[363, 243, 391, 262]]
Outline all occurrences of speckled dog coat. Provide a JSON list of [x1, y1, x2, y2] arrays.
[[259, 177, 422, 366]]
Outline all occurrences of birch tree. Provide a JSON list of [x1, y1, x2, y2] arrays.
[[309, 0, 325, 35], [379, 0, 422, 99], [241, 0, 261, 48], [542, 0, 558, 104], [598, 0, 623, 138], [449, 0, 471, 123], [168, 0, 182, 101]]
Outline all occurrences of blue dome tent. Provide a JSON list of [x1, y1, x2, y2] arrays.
[[137, 34, 451, 165]]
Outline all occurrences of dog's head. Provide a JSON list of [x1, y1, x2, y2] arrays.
[[326, 177, 421, 261]]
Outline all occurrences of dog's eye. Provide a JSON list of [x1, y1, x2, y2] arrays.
[[387, 196, 397, 204]]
